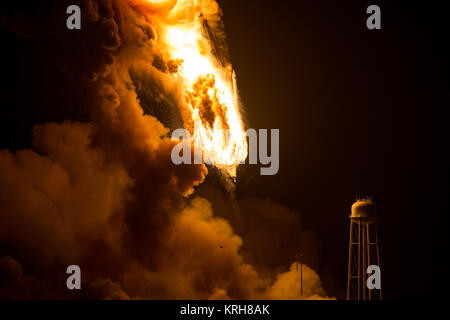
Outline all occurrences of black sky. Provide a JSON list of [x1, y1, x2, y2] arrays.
[[219, 0, 443, 299]]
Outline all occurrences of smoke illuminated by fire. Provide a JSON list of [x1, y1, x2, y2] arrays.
[[143, 0, 248, 178], [0, 0, 332, 300]]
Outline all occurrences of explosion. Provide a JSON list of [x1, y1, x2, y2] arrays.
[[147, 0, 248, 178], [0, 0, 331, 300]]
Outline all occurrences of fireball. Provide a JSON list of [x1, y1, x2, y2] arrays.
[[142, 0, 248, 178]]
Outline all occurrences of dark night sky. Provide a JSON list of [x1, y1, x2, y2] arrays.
[[0, 0, 445, 299], [219, 0, 443, 299]]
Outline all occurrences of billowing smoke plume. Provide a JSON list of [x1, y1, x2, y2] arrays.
[[0, 0, 331, 299]]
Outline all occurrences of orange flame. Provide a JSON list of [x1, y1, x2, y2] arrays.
[[142, 0, 248, 178]]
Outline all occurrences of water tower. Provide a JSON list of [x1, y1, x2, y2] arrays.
[[346, 197, 382, 300]]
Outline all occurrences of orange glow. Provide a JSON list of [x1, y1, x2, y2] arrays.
[[148, 1, 248, 179]]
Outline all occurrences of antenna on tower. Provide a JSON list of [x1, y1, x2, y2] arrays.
[[296, 252, 303, 296]]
